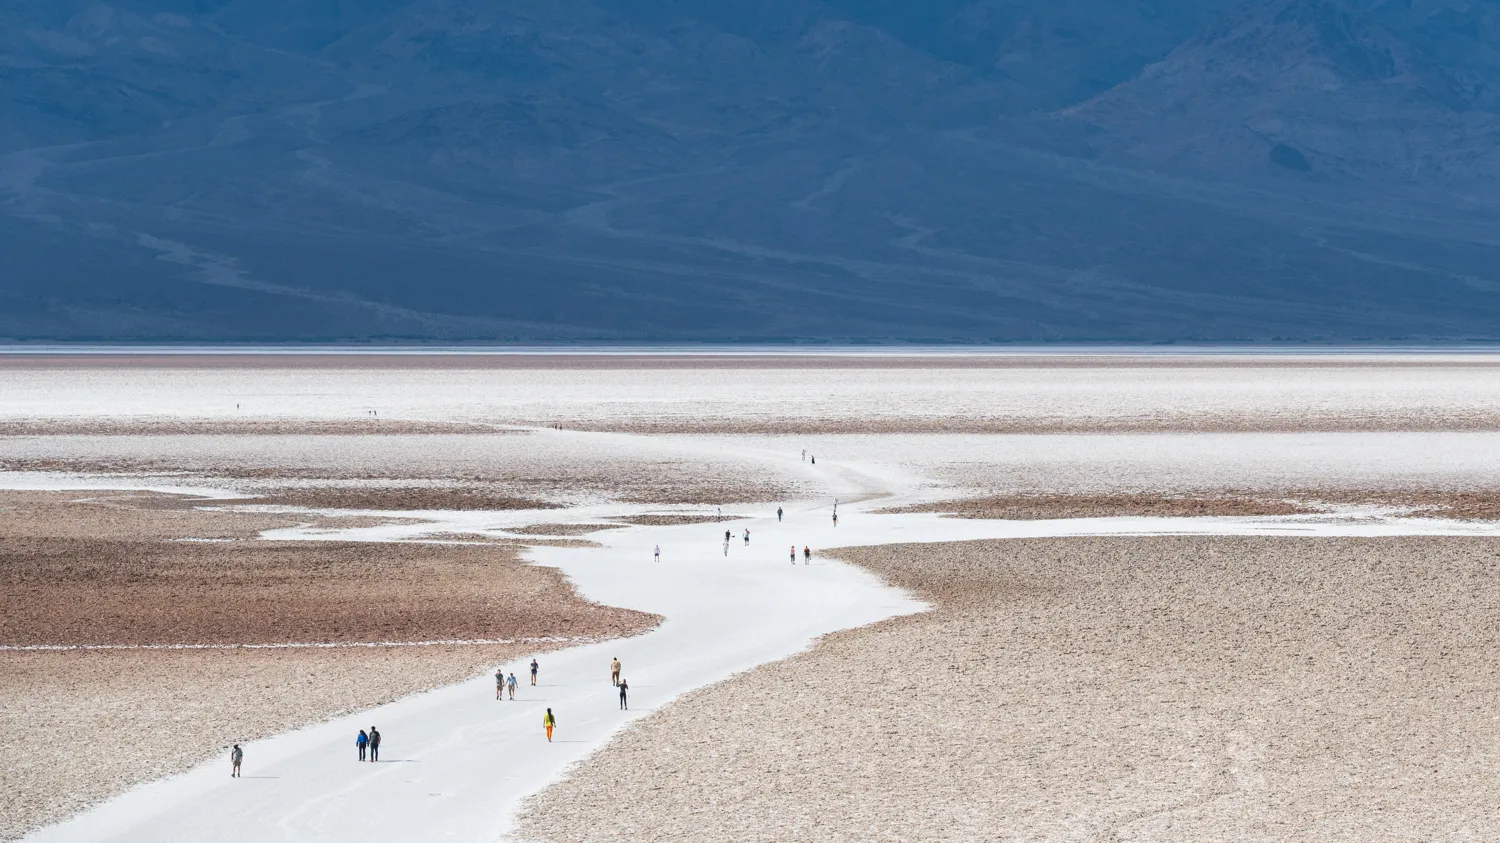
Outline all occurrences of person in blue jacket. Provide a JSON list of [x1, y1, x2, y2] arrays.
[[357, 729, 368, 761]]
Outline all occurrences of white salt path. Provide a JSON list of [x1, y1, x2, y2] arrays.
[[21, 452, 1500, 843]]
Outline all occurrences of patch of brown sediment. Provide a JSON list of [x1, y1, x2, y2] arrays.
[[251, 487, 557, 511], [0, 419, 509, 436], [1, 644, 544, 840], [518, 536, 1500, 842], [609, 514, 737, 526], [0, 459, 793, 506], [505, 523, 624, 536], [1313, 489, 1500, 521], [0, 490, 296, 538], [411, 533, 603, 548], [880, 492, 1324, 519], [541, 412, 1500, 434], [618, 485, 785, 505], [2, 538, 650, 647]]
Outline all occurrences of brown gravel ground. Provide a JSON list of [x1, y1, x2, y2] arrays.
[[12, 411, 1500, 436], [0, 492, 653, 648], [0, 491, 295, 537], [0, 491, 658, 840], [505, 523, 625, 536], [1, 537, 645, 647], [538, 414, 1500, 434], [0, 420, 507, 436], [880, 492, 1322, 519], [609, 514, 744, 526], [252, 487, 556, 511], [882, 489, 1500, 521], [0, 457, 794, 506], [518, 536, 1500, 842], [1330, 489, 1500, 520]]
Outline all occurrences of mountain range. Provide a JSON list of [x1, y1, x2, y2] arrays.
[[4, 0, 1500, 342]]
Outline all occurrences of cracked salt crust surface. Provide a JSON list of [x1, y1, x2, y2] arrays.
[[518, 536, 1500, 842]]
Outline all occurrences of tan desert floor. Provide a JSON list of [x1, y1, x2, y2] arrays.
[[878, 492, 1323, 519], [0, 492, 657, 841], [518, 536, 1500, 842], [887, 490, 1500, 521]]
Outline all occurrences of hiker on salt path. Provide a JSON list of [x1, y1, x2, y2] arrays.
[[619, 678, 629, 710], [531, 659, 540, 686], [230, 744, 243, 778], [790, 545, 796, 565], [811, 455, 815, 464], [357, 729, 369, 761], [743, 528, 750, 546], [543, 709, 557, 742], [507, 672, 518, 700], [832, 510, 838, 527], [777, 506, 783, 522], [368, 727, 381, 762], [724, 529, 731, 543], [654, 544, 661, 562], [496, 669, 506, 700], [804, 545, 811, 564], [610, 657, 622, 686]]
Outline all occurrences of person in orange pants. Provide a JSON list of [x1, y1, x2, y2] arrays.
[[543, 708, 556, 742]]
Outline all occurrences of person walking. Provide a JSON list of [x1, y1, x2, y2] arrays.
[[619, 678, 629, 710], [810, 455, 815, 464], [803, 545, 811, 564], [777, 506, 783, 522], [723, 538, 729, 557], [654, 544, 661, 562], [716, 506, 722, 522], [368, 727, 381, 762], [496, 669, 505, 700], [790, 545, 796, 565], [801, 449, 805, 461], [357, 729, 368, 761], [743, 528, 750, 546], [724, 529, 731, 543], [507, 672, 518, 700], [230, 744, 243, 778], [543, 709, 556, 742], [610, 657, 622, 686], [531, 658, 539, 686], [832, 510, 838, 527]]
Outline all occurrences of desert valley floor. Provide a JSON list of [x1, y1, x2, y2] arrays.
[[6, 351, 1500, 842]]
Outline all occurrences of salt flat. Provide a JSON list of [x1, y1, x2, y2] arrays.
[[20, 482, 1500, 842], [7, 353, 1500, 433], [10, 353, 1500, 842]]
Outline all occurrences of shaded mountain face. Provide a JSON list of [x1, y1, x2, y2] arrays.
[[1065, 0, 1500, 184], [2, 0, 1500, 342]]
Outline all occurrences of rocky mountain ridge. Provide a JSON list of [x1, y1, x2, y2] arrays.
[[3, 0, 1500, 341]]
